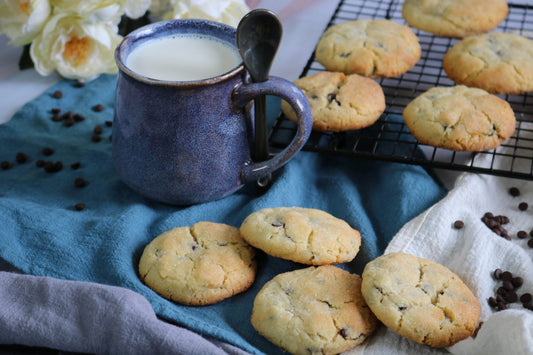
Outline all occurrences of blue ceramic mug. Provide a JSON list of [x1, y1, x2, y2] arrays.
[[113, 19, 312, 205]]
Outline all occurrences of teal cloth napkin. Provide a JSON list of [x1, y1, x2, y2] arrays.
[[0, 74, 446, 354]]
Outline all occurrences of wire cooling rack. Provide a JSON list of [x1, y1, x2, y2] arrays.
[[269, 0, 533, 180]]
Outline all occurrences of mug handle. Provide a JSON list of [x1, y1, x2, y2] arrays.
[[232, 76, 312, 184]]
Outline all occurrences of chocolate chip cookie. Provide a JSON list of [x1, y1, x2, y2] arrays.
[[251, 265, 378, 355], [281, 71, 385, 132], [240, 207, 361, 265], [315, 19, 421, 78], [403, 85, 515, 151], [138, 222, 257, 306], [361, 252, 481, 347]]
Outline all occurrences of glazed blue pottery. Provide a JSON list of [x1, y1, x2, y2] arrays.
[[113, 19, 312, 205]]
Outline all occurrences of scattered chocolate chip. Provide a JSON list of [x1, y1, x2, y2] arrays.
[[93, 126, 103, 134], [488, 297, 498, 307], [519, 202, 528, 211], [63, 118, 75, 127], [509, 187, 520, 197], [51, 108, 61, 114], [501, 271, 513, 282], [62, 111, 73, 120], [528, 239, 533, 248], [525, 302, 533, 311], [74, 81, 85, 88], [327, 93, 336, 102], [70, 162, 81, 170], [92, 104, 104, 112], [91, 134, 102, 142], [271, 222, 285, 228], [505, 291, 518, 303], [521, 293, 532, 304], [15, 152, 28, 163], [105, 120, 113, 127], [74, 177, 87, 188], [339, 327, 349, 339], [35, 160, 45, 167], [512, 277, 524, 288], [453, 220, 465, 229], [517, 230, 528, 239], [73, 113, 85, 122], [43, 161, 62, 173], [493, 268, 503, 280], [74, 203, 86, 211], [51, 114, 62, 122], [1, 161, 11, 170], [52, 90, 63, 99], [42, 147, 54, 156], [482, 212, 511, 239], [502, 280, 514, 291]]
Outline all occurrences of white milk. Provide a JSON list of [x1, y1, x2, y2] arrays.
[[126, 34, 241, 81]]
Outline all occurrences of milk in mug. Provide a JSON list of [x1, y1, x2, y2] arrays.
[[126, 34, 242, 81]]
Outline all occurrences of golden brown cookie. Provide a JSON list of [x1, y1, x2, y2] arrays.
[[281, 71, 385, 132], [138, 222, 256, 306], [361, 252, 481, 348], [443, 32, 533, 95], [402, 0, 508, 38], [240, 207, 361, 265], [315, 19, 421, 78], [403, 85, 515, 151], [251, 265, 378, 355]]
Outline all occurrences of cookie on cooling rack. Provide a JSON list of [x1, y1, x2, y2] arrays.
[[138, 222, 256, 306], [315, 19, 421, 78], [361, 252, 481, 348], [281, 71, 385, 132], [443, 32, 533, 95], [240, 207, 361, 265], [402, 0, 508, 38], [251, 265, 378, 355], [402, 85, 515, 151]]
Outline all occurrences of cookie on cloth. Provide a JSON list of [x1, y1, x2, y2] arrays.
[[402, 0, 508, 38], [281, 71, 385, 132], [402, 85, 515, 151], [361, 252, 481, 348], [240, 207, 361, 265], [443, 32, 533, 95], [315, 19, 421, 78], [251, 265, 378, 355], [138, 222, 256, 306]]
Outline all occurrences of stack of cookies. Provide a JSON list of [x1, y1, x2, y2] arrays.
[[285, 0, 524, 152], [137, 207, 482, 354]]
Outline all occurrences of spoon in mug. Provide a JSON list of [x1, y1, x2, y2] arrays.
[[237, 9, 282, 191]]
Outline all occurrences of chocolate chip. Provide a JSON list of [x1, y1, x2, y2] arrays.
[[73, 113, 85, 122], [454, 220, 465, 229], [42, 147, 54, 156], [35, 160, 45, 167], [519, 202, 528, 211], [1, 161, 11, 170], [51, 108, 61, 114], [512, 277, 524, 288], [501, 271, 513, 282], [92, 104, 104, 112], [74, 177, 88, 188], [517, 230, 528, 239], [62, 111, 73, 120], [63, 118, 75, 127], [509, 187, 520, 197], [504, 291, 518, 303], [43, 161, 62, 173], [74, 81, 85, 88], [271, 222, 285, 228], [70, 162, 81, 170], [528, 239, 533, 248], [93, 126, 103, 134], [52, 90, 62, 99], [91, 134, 102, 142], [502, 280, 514, 291], [339, 327, 349, 339], [493, 268, 503, 280], [488, 297, 498, 307], [105, 120, 113, 127], [51, 114, 62, 122], [524, 302, 533, 311], [74, 203, 86, 211], [327, 93, 337, 102], [520, 293, 532, 304], [15, 152, 28, 163], [497, 302, 507, 311]]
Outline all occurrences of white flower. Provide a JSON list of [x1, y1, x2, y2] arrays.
[[161, 0, 249, 28], [51, 0, 122, 24], [0, 0, 51, 46], [30, 12, 122, 81], [121, 0, 152, 19], [148, 0, 173, 20]]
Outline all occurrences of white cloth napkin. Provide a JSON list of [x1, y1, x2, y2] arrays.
[[347, 150, 533, 354]]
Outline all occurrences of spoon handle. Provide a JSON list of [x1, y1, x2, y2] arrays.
[[254, 94, 272, 191]]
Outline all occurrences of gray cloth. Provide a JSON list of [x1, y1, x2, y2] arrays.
[[0, 270, 250, 355]]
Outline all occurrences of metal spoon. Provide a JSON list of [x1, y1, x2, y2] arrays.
[[236, 9, 282, 191]]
